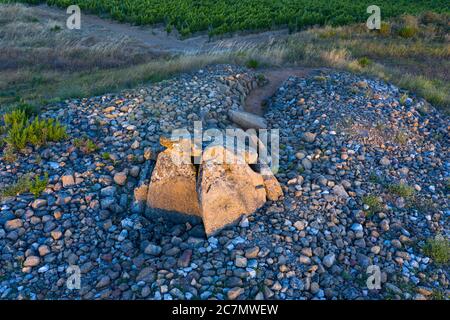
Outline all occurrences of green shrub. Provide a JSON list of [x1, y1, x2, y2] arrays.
[[2, 110, 67, 151], [3, 109, 28, 128], [86, 139, 98, 153], [27, 117, 50, 147], [424, 235, 450, 265], [398, 26, 418, 38], [0, 173, 48, 199], [387, 183, 415, 198], [74, 137, 98, 154], [29, 173, 49, 198], [0, 175, 32, 198], [50, 25, 62, 32], [73, 138, 83, 148], [246, 59, 259, 69], [362, 195, 383, 216], [4, 122, 29, 150], [379, 22, 390, 36], [29, 117, 67, 144], [357, 57, 372, 68]]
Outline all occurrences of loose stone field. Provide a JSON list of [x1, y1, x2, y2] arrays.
[[0, 65, 448, 300]]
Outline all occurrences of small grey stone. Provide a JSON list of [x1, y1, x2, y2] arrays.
[[323, 253, 336, 268], [351, 223, 363, 232], [294, 220, 306, 231], [235, 256, 247, 268], [144, 244, 162, 256], [333, 185, 349, 198], [379, 157, 391, 166], [61, 174, 75, 187], [23, 256, 40, 267], [100, 186, 117, 198], [302, 132, 316, 143]]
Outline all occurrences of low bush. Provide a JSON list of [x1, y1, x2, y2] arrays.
[[246, 59, 259, 69], [387, 183, 415, 198], [362, 195, 383, 216], [29, 173, 49, 198], [398, 26, 418, 38], [379, 22, 391, 36], [0, 175, 32, 198], [1, 109, 67, 151], [357, 57, 372, 68], [424, 235, 450, 265], [73, 137, 98, 154], [0, 172, 49, 199], [3, 109, 28, 128]]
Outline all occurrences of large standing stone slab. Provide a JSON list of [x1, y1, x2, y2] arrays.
[[198, 144, 266, 236], [146, 138, 201, 219]]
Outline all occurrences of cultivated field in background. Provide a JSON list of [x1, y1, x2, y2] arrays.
[[5, 0, 450, 36]]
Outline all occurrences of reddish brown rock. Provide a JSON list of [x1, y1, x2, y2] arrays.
[[259, 162, 283, 201]]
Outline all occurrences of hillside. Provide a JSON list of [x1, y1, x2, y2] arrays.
[[0, 2, 448, 303], [0, 65, 449, 300], [1, 4, 449, 113]]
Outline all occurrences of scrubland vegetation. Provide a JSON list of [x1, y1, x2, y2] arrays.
[[0, 3, 448, 114]]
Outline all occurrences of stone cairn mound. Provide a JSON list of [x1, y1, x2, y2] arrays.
[[134, 136, 282, 237]]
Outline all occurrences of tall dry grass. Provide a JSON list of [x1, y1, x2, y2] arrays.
[[1, 3, 448, 114], [244, 12, 450, 112]]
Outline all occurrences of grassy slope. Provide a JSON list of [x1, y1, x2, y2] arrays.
[[0, 4, 449, 114], [0, 3, 163, 107]]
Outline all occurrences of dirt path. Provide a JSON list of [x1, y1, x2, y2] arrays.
[[244, 68, 318, 115], [34, 4, 289, 54]]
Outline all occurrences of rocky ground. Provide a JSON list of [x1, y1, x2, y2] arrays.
[[0, 65, 448, 300]]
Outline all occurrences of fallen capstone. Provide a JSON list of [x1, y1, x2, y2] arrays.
[[229, 109, 267, 130]]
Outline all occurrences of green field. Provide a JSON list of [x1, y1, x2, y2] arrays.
[[7, 0, 450, 36]]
